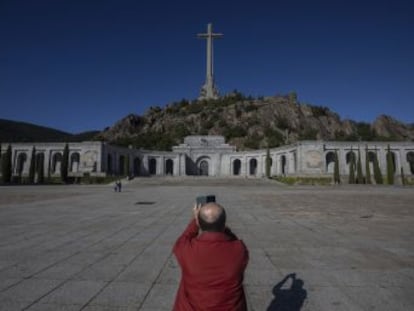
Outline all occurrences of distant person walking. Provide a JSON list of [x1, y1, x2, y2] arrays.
[[114, 180, 122, 192]]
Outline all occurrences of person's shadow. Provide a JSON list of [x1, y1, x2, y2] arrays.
[[266, 273, 307, 311]]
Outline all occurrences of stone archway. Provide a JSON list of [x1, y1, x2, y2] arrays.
[[52, 153, 62, 174], [346, 150, 356, 174], [249, 158, 257, 175], [199, 160, 209, 176], [107, 154, 113, 174], [70, 152, 80, 172], [133, 157, 141, 176], [149, 158, 157, 175], [165, 159, 174, 175], [387, 151, 397, 173], [119, 155, 125, 175], [407, 152, 414, 174], [196, 156, 211, 176], [233, 159, 241, 175], [325, 152, 335, 173], [16, 153, 27, 176], [280, 155, 287, 175]]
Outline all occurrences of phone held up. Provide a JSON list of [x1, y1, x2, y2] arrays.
[[196, 195, 216, 206]]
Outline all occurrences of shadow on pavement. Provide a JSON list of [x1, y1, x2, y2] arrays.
[[267, 273, 307, 311]]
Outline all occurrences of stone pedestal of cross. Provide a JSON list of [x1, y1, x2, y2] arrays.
[[197, 23, 223, 100]]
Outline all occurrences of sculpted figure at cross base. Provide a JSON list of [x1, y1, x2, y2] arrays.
[[197, 23, 223, 100]]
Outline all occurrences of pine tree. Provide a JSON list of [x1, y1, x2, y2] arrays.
[[29, 147, 36, 184], [1, 145, 12, 183], [334, 150, 340, 184], [365, 146, 371, 184], [386, 144, 394, 185], [348, 150, 355, 184], [356, 149, 364, 184], [373, 151, 383, 184], [265, 147, 271, 178], [61, 143, 69, 183]]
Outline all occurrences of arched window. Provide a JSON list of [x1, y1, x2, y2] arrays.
[[233, 159, 241, 175], [166, 159, 174, 175], [249, 158, 257, 175]]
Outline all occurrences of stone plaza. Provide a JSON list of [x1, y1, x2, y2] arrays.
[[0, 178, 413, 310]]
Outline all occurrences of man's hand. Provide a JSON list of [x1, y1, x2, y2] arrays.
[[193, 203, 201, 226]]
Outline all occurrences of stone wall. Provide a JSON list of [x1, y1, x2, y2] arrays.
[[1, 137, 413, 181]]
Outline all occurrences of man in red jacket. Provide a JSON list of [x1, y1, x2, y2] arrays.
[[173, 202, 249, 311]]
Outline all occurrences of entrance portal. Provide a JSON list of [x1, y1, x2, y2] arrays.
[[199, 160, 209, 176]]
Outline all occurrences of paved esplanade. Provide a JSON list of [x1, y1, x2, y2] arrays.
[[0, 179, 413, 310], [197, 23, 222, 100]]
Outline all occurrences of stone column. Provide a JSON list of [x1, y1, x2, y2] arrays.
[[158, 156, 163, 176]]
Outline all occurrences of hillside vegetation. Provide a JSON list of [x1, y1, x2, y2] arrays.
[[96, 92, 414, 150]]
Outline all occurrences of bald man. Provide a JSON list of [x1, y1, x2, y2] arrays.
[[173, 202, 249, 311]]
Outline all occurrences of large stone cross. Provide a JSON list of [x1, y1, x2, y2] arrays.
[[197, 23, 223, 100]]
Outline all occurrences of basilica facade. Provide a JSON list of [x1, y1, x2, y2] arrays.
[[1, 136, 414, 181]]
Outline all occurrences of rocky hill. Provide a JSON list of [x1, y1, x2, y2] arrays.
[[95, 92, 414, 151]]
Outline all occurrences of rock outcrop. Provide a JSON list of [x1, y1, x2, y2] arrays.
[[95, 94, 413, 150]]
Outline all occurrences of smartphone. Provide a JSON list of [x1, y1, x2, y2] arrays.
[[196, 195, 216, 206]]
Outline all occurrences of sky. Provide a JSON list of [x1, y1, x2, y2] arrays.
[[1, 0, 413, 134]]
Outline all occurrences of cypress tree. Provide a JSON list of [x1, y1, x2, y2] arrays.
[[356, 149, 364, 184], [265, 147, 271, 178], [29, 146, 36, 184], [61, 143, 69, 183], [401, 167, 406, 186], [386, 144, 394, 185], [365, 146, 371, 184], [1, 145, 12, 183], [373, 151, 383, 184], [334, 150, 340, 184], [348, 150, 355, 184], [37, 154, 44, 184]]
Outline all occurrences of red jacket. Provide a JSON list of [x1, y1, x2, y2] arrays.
[[173, 219, 249, 311]]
